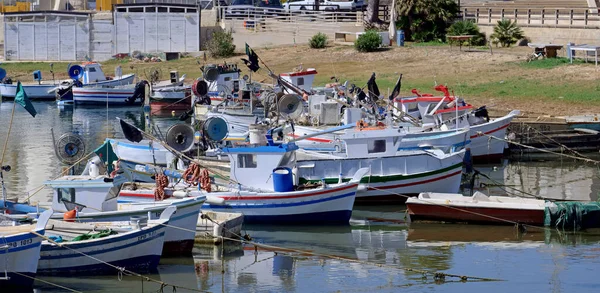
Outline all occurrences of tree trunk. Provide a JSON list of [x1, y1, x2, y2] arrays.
[[364, 0, 381, 24]]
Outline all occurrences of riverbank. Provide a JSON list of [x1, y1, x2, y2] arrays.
[[3, 44, 598, 116]]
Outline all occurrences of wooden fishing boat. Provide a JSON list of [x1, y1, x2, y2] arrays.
[[0, 210, 52, 289], [72, 77, 185, 106], [37, 207, 175, 275], [406, 191, 547, 225], [295, 126, 466, 204], [117, 142, 368, 225], [150, 86, 193, 112]]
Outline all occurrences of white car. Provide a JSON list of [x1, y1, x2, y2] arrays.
[[283, 0, 364, 11]]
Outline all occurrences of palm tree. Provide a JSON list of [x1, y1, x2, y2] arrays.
[[490, 19, 524, 47], [395, 0, 458, 42]]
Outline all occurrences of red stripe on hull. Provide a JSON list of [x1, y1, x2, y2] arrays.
[[406, 203, 544, 225], [470, 123, 509, 139]]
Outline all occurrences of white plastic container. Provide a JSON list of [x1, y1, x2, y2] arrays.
[[248, 124, 269, 145], [89, 161, 100, 177]]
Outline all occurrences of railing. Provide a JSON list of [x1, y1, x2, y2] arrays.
[[121, 0, 199, 4], [462, 7, 600, 29], [218, 5, 390, 23]]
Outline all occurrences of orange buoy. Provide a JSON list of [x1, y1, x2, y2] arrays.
[[63, 209, 77, 222]]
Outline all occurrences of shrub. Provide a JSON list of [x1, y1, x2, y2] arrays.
[[490, 19, 524, 47], [355, 31, 382, 52], [446, 20, 486, 46], [206, 30, 236, 58], [396, 0, 459, 42], [309, 32, 328, 49]]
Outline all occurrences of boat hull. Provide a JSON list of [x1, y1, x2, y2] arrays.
[[297, 154, 464, 204], [72, 87, 137, 105], [0, 231, 45, 288], [0, 83, 57, 100], [468, 112, 517, 162], [406, 202, 544, 225], [38, 223, 167, 275], [201, 183, 358, 225]]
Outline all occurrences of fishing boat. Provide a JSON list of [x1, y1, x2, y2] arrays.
[[37, 207, 175, 274], [295, 126, 466, 204], [2, 173, 205, 255], [405, 191, 547, 225], [1, 62, 135, 100], [0, 210, 52, 289], [116, 140, 368, 225], [150, 86, 193, 112]]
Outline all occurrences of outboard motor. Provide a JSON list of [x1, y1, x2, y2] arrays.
[[126, 80, 149, 104], [473, 106, 490, 122]]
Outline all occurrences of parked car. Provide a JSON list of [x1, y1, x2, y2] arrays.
[[226, 0, 283, 17], [282, 0, 364, 11]]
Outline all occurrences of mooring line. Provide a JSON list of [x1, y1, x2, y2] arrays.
[[479, 132, 600, 164], [11, 271, 83, 293], [523, 124, 588, 159]]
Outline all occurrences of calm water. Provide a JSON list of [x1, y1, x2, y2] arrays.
[[2, 101, 600, 292]]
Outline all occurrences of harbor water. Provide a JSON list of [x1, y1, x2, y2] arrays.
[[2, 101, 600, 292]]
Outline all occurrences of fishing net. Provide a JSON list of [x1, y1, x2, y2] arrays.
[[545, 201, 600, 231]]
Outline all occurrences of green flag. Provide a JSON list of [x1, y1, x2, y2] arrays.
[[94, 140, 118, 173], [14, 81, 37, 117]]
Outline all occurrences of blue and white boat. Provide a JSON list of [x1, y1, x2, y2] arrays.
[[37, 206, 175, 275], [0, 210, 52, 289], [119, 142, 368, 225]]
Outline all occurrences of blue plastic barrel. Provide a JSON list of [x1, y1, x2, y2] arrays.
[[396, 30, 405, 47], [272, 167, 294, 192]]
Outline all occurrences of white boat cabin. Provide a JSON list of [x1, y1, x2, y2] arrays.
[[82, 62, 112, 84], [339, 127, 407, 159], [219, 143, 299, 192], [280, 69, 317, 93], [207, 64, 242, 95], [44, 175, 127, 213]]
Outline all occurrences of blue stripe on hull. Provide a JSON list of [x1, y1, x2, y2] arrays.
[[243, 210, 352, 225], [37, 255, 161, 275], [0, 272, 36, 289]]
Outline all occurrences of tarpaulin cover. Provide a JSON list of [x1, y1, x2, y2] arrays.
[[545, 201, 600, 231]]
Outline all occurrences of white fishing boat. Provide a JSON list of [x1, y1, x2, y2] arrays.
[[37, 206, 175, 275], [0, 210, 52, 289], [116, 141, 368, 225], [1, 62, 135, 100], [294, 126, 466, 203]]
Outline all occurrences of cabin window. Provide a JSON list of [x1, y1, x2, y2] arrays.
[[224, 77, 231, 81], [237, 154, 257, 168], [297, 77, 305, 86], [88, 67, 96, 72], [57, 188, 76, 204], [407, 103, 418, 112], [367, 139, 386, 153]]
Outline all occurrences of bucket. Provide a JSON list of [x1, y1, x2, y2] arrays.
[[272, 167, 294, 192], [130, 215, 148, 229], [249, 124, 269, 145]]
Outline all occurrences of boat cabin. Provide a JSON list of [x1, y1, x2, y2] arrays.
[[82, 62, 110, 84], [206, 64, 242, 96], [44, 175, 127, 213], [339, 127, 406, 159], [280, 69, 317, 93], [219, 143, 298, 191]]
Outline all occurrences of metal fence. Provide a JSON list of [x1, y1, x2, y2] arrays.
[[120, 0, 199, 4], [462, 7, 600, 29], [218, 5, 389, 22]]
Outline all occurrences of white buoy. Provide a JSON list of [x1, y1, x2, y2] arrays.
[[89, 161, 100, 177]]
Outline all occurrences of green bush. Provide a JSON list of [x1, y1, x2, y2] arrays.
[[396, 0, 458, 42], [206, 30, 236, 58], [490, 19, 524, 47], [355, 31, 382, 52], [309, 32, 328, 49], [446, 20, 486, 46]]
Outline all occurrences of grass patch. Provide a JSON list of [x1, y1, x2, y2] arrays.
[[519, 57, 583, 69], [410, 41, 448, 47]]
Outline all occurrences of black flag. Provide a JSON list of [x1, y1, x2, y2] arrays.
[[366, 72, 380, 101], [119, 119, 144, 143], [241, 43, 260, 72], [388, 74, 403, 101]]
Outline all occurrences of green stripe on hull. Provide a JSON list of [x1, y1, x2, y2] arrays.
[[299, 162, 463, 185]]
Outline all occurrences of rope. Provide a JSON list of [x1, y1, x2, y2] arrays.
[[154, 172, 169, 201], [30, 230, 206, 293], [523, 125, 588, 159], [480, 132, 600, 164], [11, 271, 83, 293]]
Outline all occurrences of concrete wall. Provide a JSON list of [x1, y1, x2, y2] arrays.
[[480, 26, 600, 45]]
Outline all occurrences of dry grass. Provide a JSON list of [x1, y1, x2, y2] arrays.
[[3, 44, 600, 116]]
